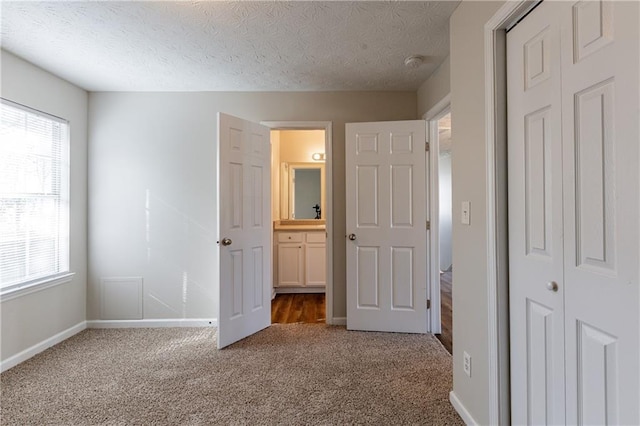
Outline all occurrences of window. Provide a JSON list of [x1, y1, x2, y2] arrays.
[[0, 99, 70, 294]]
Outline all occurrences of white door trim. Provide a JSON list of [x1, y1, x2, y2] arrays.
[[261, 121, 334, 325], [423, 94, 451, 334], [423, 94, 452, 123], [484, 1, 533, 424]]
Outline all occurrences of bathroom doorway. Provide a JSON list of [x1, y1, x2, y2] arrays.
[[262, 122, 333, 325]]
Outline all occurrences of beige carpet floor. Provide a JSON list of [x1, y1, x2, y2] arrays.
[[0, 324, 462, 425]]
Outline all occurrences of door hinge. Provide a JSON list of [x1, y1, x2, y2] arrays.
[[426, 220, 431, 230], [425, 142, 430, 152], [427, 299, 431, 309]]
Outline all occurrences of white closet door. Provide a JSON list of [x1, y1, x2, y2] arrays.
[[507, 3, 566, 423], [561, 1, 639, 424], [509, 1, 640, 424]]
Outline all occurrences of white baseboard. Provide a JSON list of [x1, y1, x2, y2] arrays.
[[450, 391, 479, 425], [329, 316, 346, 326], [86, 318, 217, 328], [1, 321, 87, 373]]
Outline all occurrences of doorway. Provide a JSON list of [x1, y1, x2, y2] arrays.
[[434, 112, 453, 353], [262, 122, 334, 325], [423, 97, 453, 348]]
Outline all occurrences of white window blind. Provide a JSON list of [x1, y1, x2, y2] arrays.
[[0, 99, 70, 291]]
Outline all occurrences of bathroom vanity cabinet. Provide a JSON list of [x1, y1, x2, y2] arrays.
[[274, 230, 326, 292]]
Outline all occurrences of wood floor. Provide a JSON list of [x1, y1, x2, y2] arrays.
[[436, 270, 453, 354], [271, 284, 451, 354], [271, 293, 326, 324]]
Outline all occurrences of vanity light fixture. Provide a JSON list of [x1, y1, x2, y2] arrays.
[[311, 152, 325, 161]]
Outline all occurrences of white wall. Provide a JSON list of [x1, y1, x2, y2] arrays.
[[0, 50, 88, 363], [449, 3, 506, 422], [417, 56, 450, 118], [88, 91, 416, 321], [279, 130, 325, 163], [417, 2, 506, 423]]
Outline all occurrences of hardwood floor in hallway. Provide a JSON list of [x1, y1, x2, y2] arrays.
[[436, 270, 453, 354], [271, 293, 326, 324], [271, 288, 450, 353]]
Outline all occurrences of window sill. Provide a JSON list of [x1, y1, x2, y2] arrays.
[[0, 272, 76, 303]]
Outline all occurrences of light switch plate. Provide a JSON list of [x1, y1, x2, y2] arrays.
[[461, 201, 471, 225]]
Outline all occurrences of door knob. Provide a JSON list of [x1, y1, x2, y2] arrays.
[[220, 238, 232, 246], [348, 233, 357, 241], [546, 281, 558, 292]]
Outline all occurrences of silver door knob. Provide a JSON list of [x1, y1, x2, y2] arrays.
[[546, 281, 558, 292], [220, 238, 232, 246], [348, 233, 357, 241]]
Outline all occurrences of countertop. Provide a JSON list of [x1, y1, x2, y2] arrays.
[[273, 220, 326, 231], [274, 225, 326, 231]]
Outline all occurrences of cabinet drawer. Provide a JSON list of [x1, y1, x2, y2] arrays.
[[277, 232, 304, 243], [306, 232, 326, 243]]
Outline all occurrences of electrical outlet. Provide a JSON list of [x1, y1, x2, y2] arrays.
[[463, 351, 472, 377]]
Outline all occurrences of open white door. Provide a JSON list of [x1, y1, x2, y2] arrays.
[[217, 113, 271, 349], [345, 120, 428, 333]]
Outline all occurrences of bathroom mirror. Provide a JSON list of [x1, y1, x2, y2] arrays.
[[280, 162, 325, 220]]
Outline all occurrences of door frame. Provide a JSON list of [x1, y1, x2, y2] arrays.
[[423, 94, 451, 334], [484, 1, 539, 424], [261, 121, 334, 324]]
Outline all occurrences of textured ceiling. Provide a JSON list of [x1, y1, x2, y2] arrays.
[[0, 1, 459, 92]]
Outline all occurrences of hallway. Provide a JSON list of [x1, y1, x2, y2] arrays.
[[436, 270, 452, 354]]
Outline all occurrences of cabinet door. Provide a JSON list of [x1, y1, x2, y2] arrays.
[[305, 243, 326, 286], [277, 243, 304, 286]]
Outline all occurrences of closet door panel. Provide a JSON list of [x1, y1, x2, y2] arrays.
[[507, 4, 566, 423], [562, 2, 639, 424]]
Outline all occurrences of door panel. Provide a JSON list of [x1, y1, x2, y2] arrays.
[[573, 79, 616, 272], [218, 113, 271, 349], [524, 107, 553, 258], [576, 321, 619, 425], [356, 166, 379, 227], [562, 1, 639, 423], [390, 165, 413, 227], [390, 247, 414, 309], [356, 246, 379, 308], [346, 120, 427, 333], [508, 3, 566, 423], [251, 247, 264, 309], [526, 300, 555, 426]]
